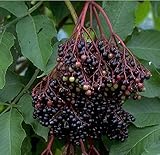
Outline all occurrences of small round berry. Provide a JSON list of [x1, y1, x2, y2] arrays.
[[47, 100, 52, 107], [69, 77, 75, 83], [125, 90, 130, 96], [145, 72, 151, 79], [62, 76, 68, 82], [102, 70, 107, 75], [108, 53, 113, 59], [81, 55, 87, 61], [83, 84, 90, 91], [121, 85, 126, 90], [102, 52, 108, 57], [113, 83, 118, 89], [135, 78, 140, 83], [35, 103, 41, 109], [75, 61, 81, 68], [107, 83, 112, 87], [76, 87, 81, 92], [137, 95, 142, 100], [116, 75, 121, 81], [138, 83, 144, 89], [121, 95, 126, 100], [141, 87, 146, 92], [85, 90, 92, 96], [69, 67, 74, 72]]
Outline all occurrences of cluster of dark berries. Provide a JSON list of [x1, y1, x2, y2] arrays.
[[32, 37, 150, 143], [32, 1, 151, 154]]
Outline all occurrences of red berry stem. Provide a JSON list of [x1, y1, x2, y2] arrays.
[[81, 2, 90, 27], [32, 1, 151, 153], [92, 1, 114, 34], [89, 2, 93, 28], [80, 139, 88, 155], [88, 137, 100, 155], [92, 6, 104, 38], [41, 135, 54, 155]]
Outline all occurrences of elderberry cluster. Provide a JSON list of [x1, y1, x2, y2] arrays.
[[97, 39, 150, 101], [32, 36, 150, 144]]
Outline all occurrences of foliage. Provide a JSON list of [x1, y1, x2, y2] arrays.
[[0, 1, 160, 155]]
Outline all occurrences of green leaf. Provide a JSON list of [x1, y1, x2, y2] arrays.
[[53, 139, 64, 155], [101, 136, 112, 151], [0, 32, 14, 89], [123, 97, 160, 128], [127, 30, 160, 68], [102, 1, 137, 40], [49, 1, 82, 25], [0, 104, 5, 113], [0, 71, 23, 102], [0, 108, 26, 155], [0, 101, 7, 113], [153, 18, 160, 31], [63, 23, 74, 37], [44, 41, 58, 75], [32, 136, 46, 155], [151, 2, 160, 31], [110, 125, 160, 155], [32, 122, 49, 142], [16, 15, 57, 71], [135, 1, 151, 25], [0, 1, 28, 17], [0, 7, 10, 18], [18, 94, 49, 141], [141, 64, 160, 98], [21, 136, 32, 155], [142, 143, 160, 155], [50, 1, 70, 24], [0, 101, 8, 106]]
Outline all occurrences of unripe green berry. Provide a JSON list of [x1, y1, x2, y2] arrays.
[[121, 85, 126, 90], [111, 87, 115, 91], [62, 76, 68, 82], [121, 95, 126, 100], [69, 76, 75, 82], [137, 95, 142, 100], [76, 87, 81, 92], [105, 87, 109, 91], [107, 83, 112, 87], [113, 83, 118, 89], [75, 78, 79, 83], [142, 87, 146, 92], [69, 67, 74, 72]]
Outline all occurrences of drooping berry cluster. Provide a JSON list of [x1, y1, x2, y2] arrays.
[[32, 1, 151, 155]]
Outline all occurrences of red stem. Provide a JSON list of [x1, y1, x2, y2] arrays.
[[81, 2, 90, 27], [92, 1, 114, 34], [41, 135, 54, 155], [89, 2, 93, 28], [72, 1, 86, 34], [92, 6, 104, 37], [93, 147, 100, 155], [113, 33, 151, 74], [88, 137, 100, 155], [80, 139, 88, 155]]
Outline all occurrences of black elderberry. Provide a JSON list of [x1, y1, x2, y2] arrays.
[[31, 2, 151, 155]]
